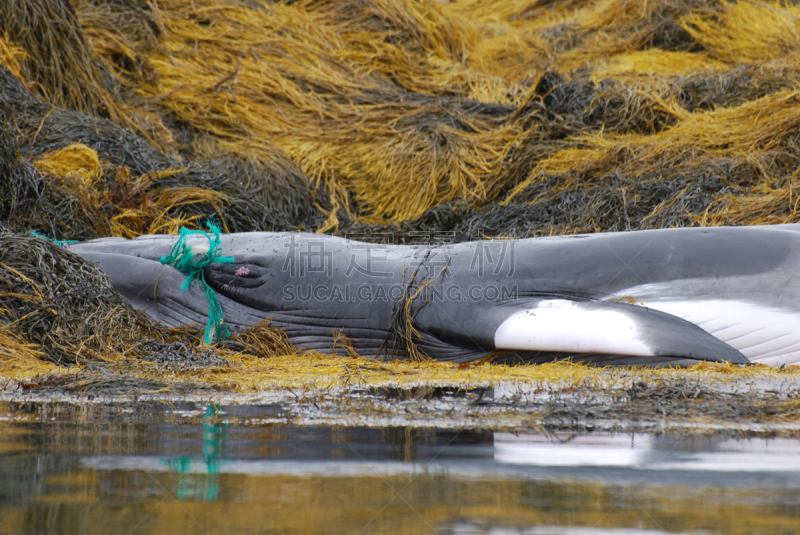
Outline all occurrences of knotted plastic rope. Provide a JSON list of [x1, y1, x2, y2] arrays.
[[30, 231, 79, 247], [159, 221, 234, 344]]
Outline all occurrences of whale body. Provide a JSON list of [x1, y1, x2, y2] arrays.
[[67, 225, 800, 366]]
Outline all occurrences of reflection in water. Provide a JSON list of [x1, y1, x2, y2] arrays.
[[494, 432, 800, 472], [162, 405, 226, 501], [0, 400, 799, 535]]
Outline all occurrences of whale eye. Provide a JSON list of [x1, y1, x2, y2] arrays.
[[206, 262, 268, 289]]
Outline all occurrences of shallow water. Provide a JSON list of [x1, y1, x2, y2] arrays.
[[1, 399, 799, 535]]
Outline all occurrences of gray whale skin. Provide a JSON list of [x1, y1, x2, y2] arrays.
[[68, 224, 800, 367]]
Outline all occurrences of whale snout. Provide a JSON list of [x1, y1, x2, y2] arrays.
[[74, 251, 213, 329]]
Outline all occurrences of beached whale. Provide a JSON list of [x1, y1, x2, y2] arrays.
[[67, 225, 800, 366]]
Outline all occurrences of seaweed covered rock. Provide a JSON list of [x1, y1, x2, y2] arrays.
[[0, 232, 172, 366], [0, 66, 321, 239], [0, 116, 109, 241]]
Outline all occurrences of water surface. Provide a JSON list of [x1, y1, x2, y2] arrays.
[[1, 400, 798, 535]]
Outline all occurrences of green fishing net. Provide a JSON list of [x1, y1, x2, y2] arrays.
[[30, 231, 79, 247], [160, 221, 234, 344]]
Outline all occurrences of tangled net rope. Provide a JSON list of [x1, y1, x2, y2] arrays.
[[159, 221, 234, 344], [30, 230, 79, 248]]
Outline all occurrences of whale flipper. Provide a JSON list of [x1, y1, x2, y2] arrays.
[[489, 299, 748, 364]]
